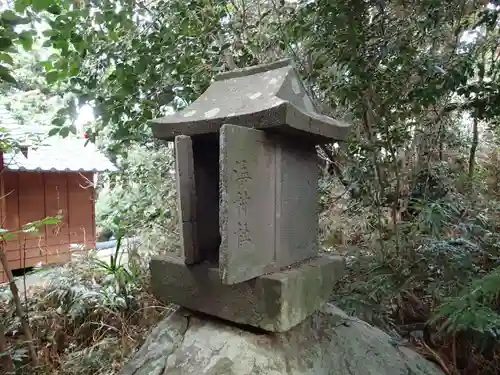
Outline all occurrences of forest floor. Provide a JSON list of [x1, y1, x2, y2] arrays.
[[5, 244, 133, 292], [1, 232, 499, 375]]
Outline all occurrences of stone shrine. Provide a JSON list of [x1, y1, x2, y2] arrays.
[[149, 59, 352, 332]]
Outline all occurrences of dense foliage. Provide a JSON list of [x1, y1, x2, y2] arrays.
[[2, 0, 500, 374]]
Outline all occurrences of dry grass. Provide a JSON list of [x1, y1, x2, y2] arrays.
[[330, 216, 500, 375], [320, 159, 500, 375], [0, 258, 173, 375]]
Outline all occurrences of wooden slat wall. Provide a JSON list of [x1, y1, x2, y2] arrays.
[[0, 171, 97, 284], [67, 172, 95, 247], [0, 171, 19, 283], [18, 172, 46, 256], [44, 172, 71, 264]]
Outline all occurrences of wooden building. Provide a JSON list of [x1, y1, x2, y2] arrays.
[[0, 124, 116, 283]]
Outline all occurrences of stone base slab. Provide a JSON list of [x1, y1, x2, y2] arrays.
[[150, 254, 345, 332]]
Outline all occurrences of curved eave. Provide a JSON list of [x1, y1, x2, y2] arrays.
[[150, 102, 352, 143], [150, 103, 288, 141], [285, 104, 351, 142]]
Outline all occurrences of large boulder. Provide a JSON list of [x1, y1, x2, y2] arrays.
[[120, 304, 443, 375]]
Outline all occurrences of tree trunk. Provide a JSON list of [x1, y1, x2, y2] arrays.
[[468, 116, 479, 180], [0, 321, 14, 375], [361, 98, 387, 252], [438, 122, 445, 161], [0, 245, 38, 366]]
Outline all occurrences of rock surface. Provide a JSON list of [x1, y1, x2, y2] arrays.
[[120, 304, 444, 375]]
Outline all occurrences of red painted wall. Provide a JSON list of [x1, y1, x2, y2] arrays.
[[0, 171, 96, 283]]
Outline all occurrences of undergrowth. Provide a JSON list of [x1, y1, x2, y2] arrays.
[[329, 163, 500, 375], [0, 253, 172, 375]]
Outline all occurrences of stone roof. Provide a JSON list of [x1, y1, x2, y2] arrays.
[[150, 59, 351, 143], [0, 107, 117, 173]]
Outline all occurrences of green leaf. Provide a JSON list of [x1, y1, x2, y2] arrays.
[[0, 65, 16, 83], [0, 37, 13, 51], [59, 126, 70, 137], [32, 0, 55, 11], [19, 30, 34, 51], [46, 70, 59, 84], [69, 59, 80, 75], [48, 127, 60, 136], [1, 10, 22, 22], [51, 116, 65, 127], [1, 233, 14, 240], [41, 216, 61, 225], [69, 125, 77, 134], [42, 29, 58, 37], [47, 4, 62, 15], [39, 59, 53, 71], [14, 0, 30, 13], [0, 53, 13, 65]]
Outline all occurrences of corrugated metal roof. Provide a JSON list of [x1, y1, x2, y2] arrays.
[[2, 136, 118, 173], [1, 107, 117, 173], [0, 104, 19, 128]]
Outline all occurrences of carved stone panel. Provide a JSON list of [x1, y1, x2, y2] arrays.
[[219, 124, 320, 284], [219, 124, 276, 284]]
